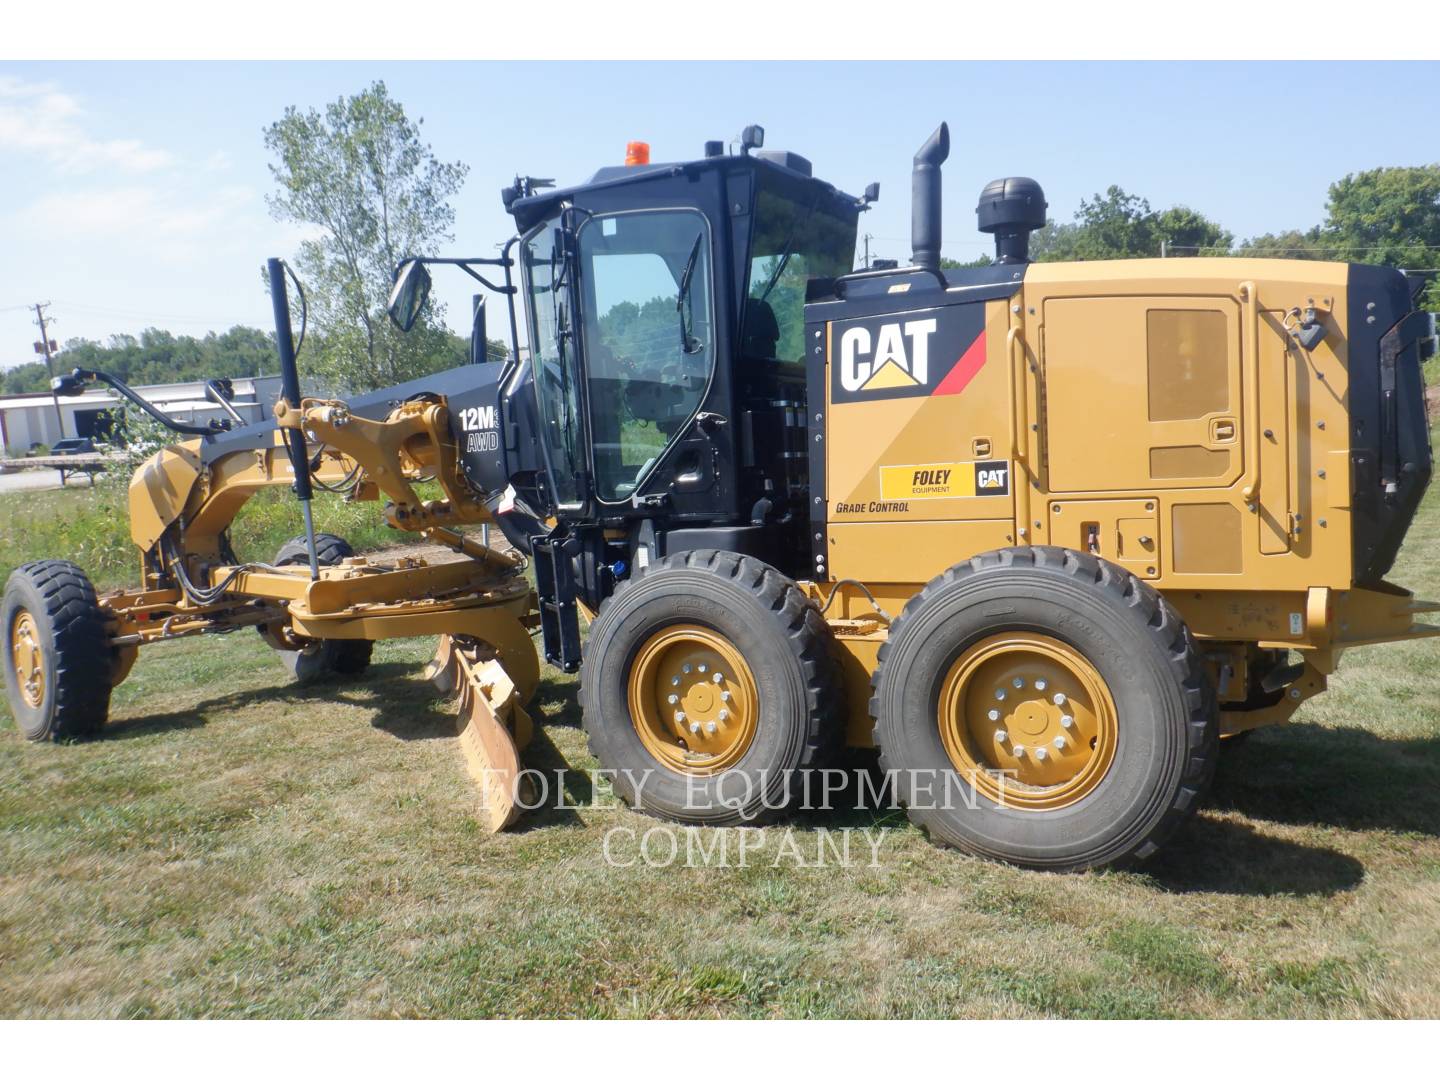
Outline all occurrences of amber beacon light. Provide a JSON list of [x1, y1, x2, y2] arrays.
[[625, 140, 651, 166]]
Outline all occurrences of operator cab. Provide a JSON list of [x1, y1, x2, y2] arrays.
[[501, 132, 862, 560], [389, 126, 867, 669]]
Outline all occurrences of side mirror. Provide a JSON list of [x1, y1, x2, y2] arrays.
[[386, 259, 432, 332], [469, 295, 488, 365]]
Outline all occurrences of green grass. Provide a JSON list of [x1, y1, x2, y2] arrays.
[[0, 485, 419, 591], [4, 470, 1440, 1016]]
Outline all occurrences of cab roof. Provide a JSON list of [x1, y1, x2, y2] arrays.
[[503, 150, 860, 233]]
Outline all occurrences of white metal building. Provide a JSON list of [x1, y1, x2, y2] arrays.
[[0, 375, 284, 457]]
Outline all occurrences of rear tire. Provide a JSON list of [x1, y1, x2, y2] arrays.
[[581, 550, 840, 825], [266, 533, 373, 682], [871, 546, 1217, 872], [3, 560, 112, 741]]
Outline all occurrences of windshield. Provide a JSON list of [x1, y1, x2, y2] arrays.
[[741, 183, 856, 366], [578, 209, 714, 502], [523, 217, 585, 507]]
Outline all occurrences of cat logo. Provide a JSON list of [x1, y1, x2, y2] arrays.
[[975, 465, 1009, 495], [828, 302, 987, 405], [839, 318, 937, 392]]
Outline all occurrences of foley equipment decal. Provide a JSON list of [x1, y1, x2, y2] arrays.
[[878, 460, 1011, 500]]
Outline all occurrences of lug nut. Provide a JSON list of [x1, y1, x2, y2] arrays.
[[712, 672, 723, 683], [671, 676, 681, 687], [1035, 747, 1049, 761], [995, 731, 1008, 743], [1053, 692, 1067, 706], [1035, 679, 1048, 691], [698, 664, 708, 673], [675, 711, 686, 722], [1053, 736, 1065, 750], [721, 691, 731, 702], [987, 708, 1001, 721], [995, 689, 1007, 701], [682, 663, 692, 674], [718, 709, 729, 721], [689, 722, 701, 734], [1060, 715, 1074, 729], [1013, 745, 1026, 757], [1013, 677, 1025, 689], [667, 694, 678, 705], [706, 722, 717, 734]]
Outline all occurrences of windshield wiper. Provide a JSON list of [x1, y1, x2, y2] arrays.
[[676, 232, 704, 354]]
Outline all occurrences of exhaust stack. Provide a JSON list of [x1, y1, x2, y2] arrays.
[[911, 123, 950, 273]]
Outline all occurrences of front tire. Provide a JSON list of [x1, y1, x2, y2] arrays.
[[581, 551, 839, 825], [871, 546, 1217, 872], [3, 560, 113, 741], [265, 533, 373, 682]]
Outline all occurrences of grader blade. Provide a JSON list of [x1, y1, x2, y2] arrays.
[[425, 634, 459, 697], [446, 636, 535, 833]]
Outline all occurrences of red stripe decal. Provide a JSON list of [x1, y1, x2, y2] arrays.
[[931, 331, 987, 396]]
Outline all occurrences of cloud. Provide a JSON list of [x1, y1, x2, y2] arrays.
[[0, 74, 173, 173], [18, 183, 254, 238]]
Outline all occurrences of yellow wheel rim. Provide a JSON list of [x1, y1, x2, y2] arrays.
[[628, 624, 759, 775], [938, 632, 1118, 811], [11, 610, 45, 710]]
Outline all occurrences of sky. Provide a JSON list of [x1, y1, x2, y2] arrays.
[[2, 60, 1438, 371]]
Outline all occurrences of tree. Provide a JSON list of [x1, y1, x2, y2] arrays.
[[1153, 206, 1233, 257], [1235, 165, 1440, 307], [1236, 226, 1330, 260], [1325, 165, 1440, 267], [265, 82, 468, 391], [1021, 187, 1231, 262], [1070, 186, 1156, 259], [939, 254, 994, 270], [1325, 165, 1440, 308]]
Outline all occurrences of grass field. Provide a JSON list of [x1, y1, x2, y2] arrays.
[[3, 482, 1440, 1018], [0, 483, 419, 592]]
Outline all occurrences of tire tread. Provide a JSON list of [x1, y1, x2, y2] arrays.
[[869, 544, 1218, 871]]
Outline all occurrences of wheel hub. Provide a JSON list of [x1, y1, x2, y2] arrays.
[[938, 631, 1117, 810], [628, 624, 758, 775], [11, 610, 45, 709]]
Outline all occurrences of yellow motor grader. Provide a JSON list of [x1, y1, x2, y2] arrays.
[[5, 123, 1439, 871]]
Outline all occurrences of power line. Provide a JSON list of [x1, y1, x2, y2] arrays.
[[51, 300, 249, 327], [1175, 243, 1440, 255]]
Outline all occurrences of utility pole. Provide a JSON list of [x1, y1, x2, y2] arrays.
[[32, 303, 64, 437], [862, 233, 873, 269], [1160, 239, 1168, 259]]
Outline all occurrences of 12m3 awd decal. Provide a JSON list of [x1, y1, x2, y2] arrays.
[[878, 461, 1011, 500]]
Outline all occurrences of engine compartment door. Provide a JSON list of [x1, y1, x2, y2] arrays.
[[1042, 295, 1244, 493]]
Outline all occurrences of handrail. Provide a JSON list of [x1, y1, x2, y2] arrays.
[[52, 367, 228, 437], [1007, 326, 1029, 470], [1239, 281, 1261, 506], [205, 379, 247, 427]]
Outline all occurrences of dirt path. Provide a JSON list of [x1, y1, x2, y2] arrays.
[[365, 528, 515, 565]]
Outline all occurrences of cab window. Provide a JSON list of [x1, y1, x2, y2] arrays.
[[742, 184, 856, 366]]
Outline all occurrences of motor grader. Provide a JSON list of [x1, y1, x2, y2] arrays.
[[5, 123, 1438, 871]]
